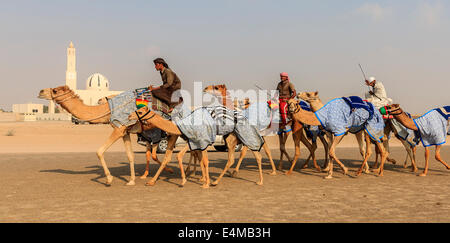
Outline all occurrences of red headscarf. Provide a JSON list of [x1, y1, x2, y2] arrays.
[[280, 72, 289, 81]]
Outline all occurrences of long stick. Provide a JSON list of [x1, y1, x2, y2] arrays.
[[358, 64, 381, 100]]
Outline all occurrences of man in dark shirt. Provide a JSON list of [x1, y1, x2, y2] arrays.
[[276, 72, 296, 128], [149, 58, 182, 108]]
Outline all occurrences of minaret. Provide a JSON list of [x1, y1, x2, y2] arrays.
[[65, 41, 77, 90]]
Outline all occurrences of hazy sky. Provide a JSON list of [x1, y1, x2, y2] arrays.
[[1, 0, 449, 113]]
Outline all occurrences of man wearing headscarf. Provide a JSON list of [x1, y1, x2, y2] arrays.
[[149, 58, 182, 108], [364, 76, 392, 109], [276, 72, 297, 130]]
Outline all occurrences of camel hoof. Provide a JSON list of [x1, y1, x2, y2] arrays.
[[389, 159, 397, 165], [231, 170, 239, 177], [324, 175, 333, 179], [285, 171, 292, 176], [256, 181, 263, 186], [180, 178, 187, 186], [419, 173, 427, 177], [146, 180, 156, 186], [126, 181, 135, 186], [269, 171, 277, 176], [343, 168, 348, 175], [315, 167, 322, 172], [106, 175, 113, 185], [201, 184, 210, 189], [140, 174, 148, 179], [211, 180, 219, 186]]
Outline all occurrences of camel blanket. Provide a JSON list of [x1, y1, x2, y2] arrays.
[[314, 98, 385, 142], [413, 109, 449, 147], [108, 90, 138, 127], [389, 114, 417, 147], [176, 105, 264, 151], [242, 101, 280, 137]]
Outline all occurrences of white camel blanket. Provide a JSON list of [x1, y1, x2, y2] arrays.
[[314, 98, 385, 142], [176, 105, 264, 151], [242, 101, 280, 137], [108, 90, 138, 127], [413, 109, 449, 147]]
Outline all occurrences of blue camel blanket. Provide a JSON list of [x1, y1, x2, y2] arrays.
[[314, 97, 385, 142], [413, 108, 450, 147], [176, 105, 264, 151]]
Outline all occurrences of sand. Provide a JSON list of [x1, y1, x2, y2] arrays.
[[1, 121, 450, 222]]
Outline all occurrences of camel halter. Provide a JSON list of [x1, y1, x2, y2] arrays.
[[135, 109, 156, 125], [387, 107, 403, 116]]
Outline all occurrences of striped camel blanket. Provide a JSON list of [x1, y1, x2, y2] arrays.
[[108, 88, 171, 128], [176, 105, 264, 151]]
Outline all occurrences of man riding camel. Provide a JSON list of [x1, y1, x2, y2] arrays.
[[364, 76, 392, 110], [276, 72, 297, 133], [149, 58, 182, 109]]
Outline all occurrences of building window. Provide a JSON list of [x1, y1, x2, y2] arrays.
[[32, 109, 38, 113]]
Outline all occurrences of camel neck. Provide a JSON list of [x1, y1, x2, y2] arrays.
[[147, 113, 182, 135], [392, 111, 418, 131], [56, 95, 111, 124], [291, 107, 321, 126]]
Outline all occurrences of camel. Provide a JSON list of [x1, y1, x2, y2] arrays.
[[38, 85, 174, 186], [203, 84, 321, 175], [385, 104, 450, 176], [298, 91, 417, 172], [287, 97, 388, 179], [128, 106, 266, 187]]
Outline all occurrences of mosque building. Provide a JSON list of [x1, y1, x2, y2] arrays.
[[63, 41, 123, 107]]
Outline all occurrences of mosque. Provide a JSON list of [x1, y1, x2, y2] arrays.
[[63, 41, 123, 106], [10, 42, 123, 122]]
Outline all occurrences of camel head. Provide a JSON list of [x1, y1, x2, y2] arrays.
[[203, 84, 227, 97], [297, 91, 319, 102], [128, 106, 150, 121], [38, 85, 73, 101], [287, 98, 301, 113], [384, 104, 403, 115]]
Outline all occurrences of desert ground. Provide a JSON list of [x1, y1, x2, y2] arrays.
[[1, 121, 450, 223]]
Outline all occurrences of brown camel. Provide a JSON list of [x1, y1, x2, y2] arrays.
[[298, 91, 417, 172], [38, 85, 174, 186], [385, 104, 450, 176], [128, 106, 265, 187], [287, 98, 389, 178], [203, 84, 320, 174]]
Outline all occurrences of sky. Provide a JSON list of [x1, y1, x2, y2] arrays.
[[0, 0, 449, 113]]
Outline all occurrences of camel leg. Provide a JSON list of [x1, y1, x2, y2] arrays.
[[153, 144, 174, 173], [140, 143, 151, 179], [122, 133, 136, 186], [232, 145, 248, 177], [252, 150, 264, 185], [96, 126, 126, 185], [200, 150, 210, 188], [355, 131, 370, 173], [262, 139, 277, 175], [401, 140, 418, 172], [356, 133, 372, 177], [434, 145, 450, 170], [373, 141, 388, 177], [146, 135, 178, 186], [325, 135, 347, 179], [175, 145, 188, 187], [212, 134, 238, 186], [419, 147, 430, 177], [318, 134, 329, 169]]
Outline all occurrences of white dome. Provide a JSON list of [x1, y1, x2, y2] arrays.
[[86, 73, 110, 91]]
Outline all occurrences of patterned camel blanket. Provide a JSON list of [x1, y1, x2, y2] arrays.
[[107, 88, 172, 128], [175, 105, 264, 151], [314, 97, 385, 142], [413, 108, 450, 147]]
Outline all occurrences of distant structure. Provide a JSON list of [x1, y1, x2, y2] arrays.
[[9, 41, 123, 122], [64, 41, 123, 106]]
